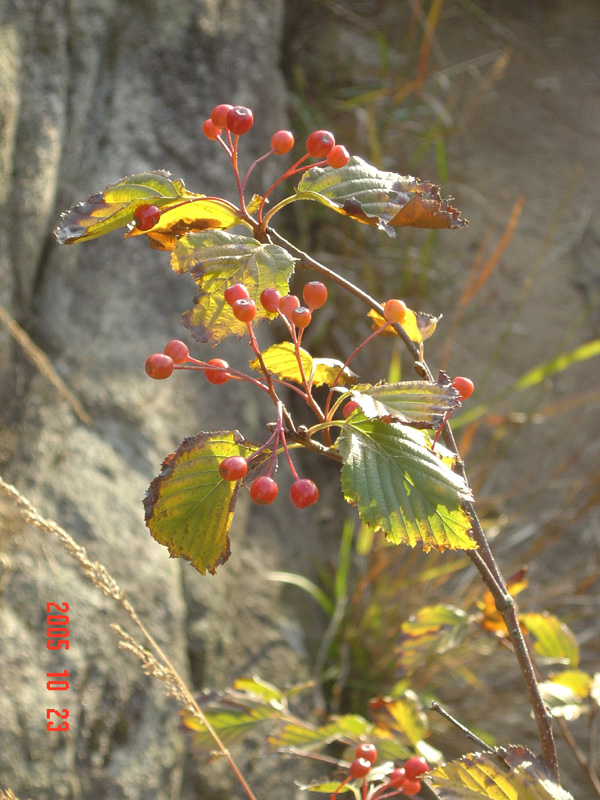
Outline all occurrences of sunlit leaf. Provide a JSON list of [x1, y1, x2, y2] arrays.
[[478, 568, 528, 636], [368, 693, 427, 746], [396, 604, 471, 676], [301, 780, 355, 795], [171, 230, 296, 344], [269, 714, 369, 751], [338, 414, 475, 551], [230, 676, 286, 707], [368, 307, 441, 344], [143, 430, 257, 575], [539, 670, 593, 720], [520, 612, 579, 667], [250, 342, 357, 388], [296, 156, 467, 236], [54, 171, 196, 244], [427, 745, 575, 799], [351, 377, 460, 428]]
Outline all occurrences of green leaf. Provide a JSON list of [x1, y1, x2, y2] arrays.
[[54, 171, 196, 244], [351, 378, 460, 428], [171, 230, 296, 344], [143, 430, 256, 575], [269, 714, 369, 751], [296, 156, 467, 236], [338, 415, 475, 551], [396, 604, 471, 676], [428, 745, 575, 799], [250, 342, 357, 388], [520, 612, 579, 667]]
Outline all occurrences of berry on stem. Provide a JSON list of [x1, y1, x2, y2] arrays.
[[133, 204, 161, 231], [270, 130, 294, 155], [349, 758, 372, 779], [401, 778, 422, 796], [219, 456, 248, 481], [302, 281, 327, 309], [291, 306, 311, 329], [232, 297, 257, 323], [451, 376, 474, 399], [355, 743, 377, 764], [224, 283, 250, 306], [226, 106, 254, 136], [202, 119, 222, 140], [205, 358, 230, 384], [403, 757, 430, 780], [250, 476, 278, 505], [388, 768, 406, 787], [290, 479, 319, 509], [383, 298, 407, 324], [343, 400, 360, 419], [164, 339, 189, 364], [327, 144, 350, 168], [278, 294, 300, 321], [211, 104, 233, 129], [306, 129, 335, 158], [145, 353, 174, 380], [260, 287, 281, 313]]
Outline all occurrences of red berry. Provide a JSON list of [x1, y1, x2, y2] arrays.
[[290, 479, 319, 509], [219, 456, 248, 481], [278, 294, 300, 321], [163, 339, 189, 364], [327, 144, 350, 168], [270, 130, 294, 155], [145, 353, 174, 380], [343, 400, 360, 419], [349, 758, 372, 779], [291, 306, 311, 329], [250, 476, 278, 505], [388, 768, 406, 787], [302, 281, 327, 309], [451, 376, 474, 400], [202, 118, 222, 140], [355, 743, 377, 764], [224, 283, 250, 306], [383, 298, 407, 324], [401, 778, 422, 796], [210, 104, 234, 129], [260, 287, 281, 313], [205, 358, 230, 384], [306, 129, 336, 158], [404, 757, 430, 780], [232, 297, 257, 322], [133, 204, 161, 231], [226, 106, 254, 136]]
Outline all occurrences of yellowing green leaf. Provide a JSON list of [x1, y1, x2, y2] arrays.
[[351, 379, 460, 428], [368, 307, 441, 345], [368, 692, 428, 746], [428, 745, 575, 799], [250, 342, 357, 388], [539, 670, 592, 720], [338, 415, 475, 551], [143, 430, 256, 575], [396, 604, 471, 676], [269, 714, 369, 751], [520, 612, 579, 667]]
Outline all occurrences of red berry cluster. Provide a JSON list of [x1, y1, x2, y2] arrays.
[[333, 747, 430, 798]]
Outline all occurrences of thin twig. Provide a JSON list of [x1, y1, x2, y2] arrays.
[[431, 701, 494, 751]]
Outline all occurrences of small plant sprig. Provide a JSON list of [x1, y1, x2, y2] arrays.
[[54, 102, 572, 798]]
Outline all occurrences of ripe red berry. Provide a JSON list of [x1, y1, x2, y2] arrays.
[[260, 287, 281, 313], [226, 106, 254, 136], [145, 353, 174, 380], [388, 768, 406, 787], [383, 298, 407, 324], [306, 129, 336, 158], [210, 104, 234, 129], [219, 456, 248, 481], [250, 476, 278, 505], [343, 400, 360, 419], [270, 130, 294, 155], [291, 306, 311, 329], [349, 758, 372, 779], [290, 479, 319, 509], [232, 297, 257, 322], [302, 281, 327, 309], [205, 358, 230, 384], [224, 283, 250, 306], [202, 118, 222, 140], [163, 339, 189, 364], [133, 204, 161, 231], [401, 778, 422, 796], [278, 294, 300, 321], [404, 757, 430, 780], [355, 743, 377, 764], [451, 376, 474, 400], [327, 144, 350, 168]]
